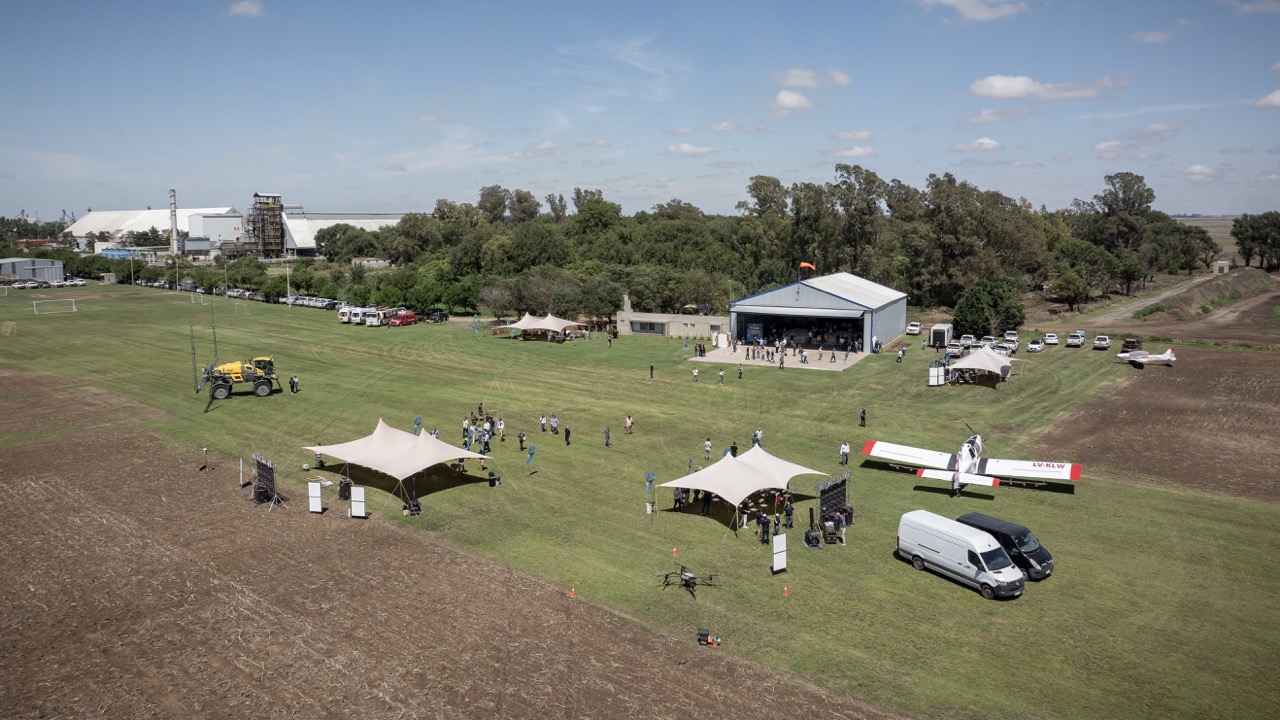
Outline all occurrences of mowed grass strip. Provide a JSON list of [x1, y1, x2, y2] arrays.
[[2, 285, 1277, 720]]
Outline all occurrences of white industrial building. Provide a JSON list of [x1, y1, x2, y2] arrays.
[[1, 257, 65, 283], [63, 204, 404, 256], [729, 272, 908, 347]]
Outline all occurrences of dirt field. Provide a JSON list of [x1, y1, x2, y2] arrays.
[[0, 370, 899, 720]]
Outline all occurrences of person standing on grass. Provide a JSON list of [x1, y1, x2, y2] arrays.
[[518, 431, 527, 451], [705, 438, 712, 461], [497, 418, 505, 441], [563, 426, 571, 446], [718, 369, 725, 385], [649, 363, 654, 379], [550, 414, 559, 434], [693, 367, 699, 383], [737, 363, 743, 379], [840, 441, 850, 466], [539, 414, 547, 432], [604, 426, 611, 448], [625, 415, 633, 435], [860, 407, 867, 427]]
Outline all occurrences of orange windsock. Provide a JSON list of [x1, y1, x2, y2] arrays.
[[799, 262, 816, 271]]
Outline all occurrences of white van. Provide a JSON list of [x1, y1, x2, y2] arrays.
[[349, 307, 376, 325], [338, 306, 353, 323], [896, 510, 1025, 599]]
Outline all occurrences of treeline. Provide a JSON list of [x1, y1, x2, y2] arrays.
[[5, 168, 1273, 318], [308, 169, 1237, 315]]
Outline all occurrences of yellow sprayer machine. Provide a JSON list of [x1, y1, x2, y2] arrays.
[[191, 311, 281, 401]]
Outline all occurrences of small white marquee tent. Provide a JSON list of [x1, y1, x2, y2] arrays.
[[949, 346, 1014, 376]]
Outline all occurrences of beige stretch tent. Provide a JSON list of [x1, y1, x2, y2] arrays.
[[658, 445, 824, 517], [949, 345, 1014, 378], [303, 419, 488, 482], [499, 313, 582, 335]]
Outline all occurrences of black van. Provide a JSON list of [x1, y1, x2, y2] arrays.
[[956, 512, 1054, 580]]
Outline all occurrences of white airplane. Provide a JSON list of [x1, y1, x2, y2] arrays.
[[861, 434, 1081, 496], [1116, 347, 1175, 366]]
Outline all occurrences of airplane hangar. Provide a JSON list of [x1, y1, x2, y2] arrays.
[[729, 272, 908, 347]]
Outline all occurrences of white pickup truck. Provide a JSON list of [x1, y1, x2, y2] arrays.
[[1066, 330, 1087, 348]]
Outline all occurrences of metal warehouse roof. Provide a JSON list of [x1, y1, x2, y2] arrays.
[[284, 213, 404, 250], [732, 271, 907, 312], [65, 208, 237, 238]]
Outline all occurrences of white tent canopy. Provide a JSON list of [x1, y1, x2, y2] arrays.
[[498, 313, 583, 334], [657, 445, 824, 508], [949, 345, 1013, 375], [303, 419, 487, 481]]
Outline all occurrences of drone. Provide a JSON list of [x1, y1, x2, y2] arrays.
[[659, 563, 718, 598]]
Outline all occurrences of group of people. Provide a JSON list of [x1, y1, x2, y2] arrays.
[[671, 486, 717, 516], [749, 493, 796, 545]]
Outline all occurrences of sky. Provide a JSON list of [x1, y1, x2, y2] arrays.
[[3, 0, 1278, 222]]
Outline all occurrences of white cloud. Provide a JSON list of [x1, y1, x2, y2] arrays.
[[970, 74, 1107, 100], [666, 126, 696, 135], [508, 140, 565, 159], [1181, 165, 1220, 182], [773, 67, 852, 88], [776, 68, 820, 87], [1218, 0, 1280, 13], [1272, 60, 1280, 71], [577, 139, 610, 147], [966, 107, 1037, 124], [229, 0, 265, 17], [1092, 140, 1123, 151], [382, 162, 407, 172], [833, 146, 877, 157], [835, 130, 873, 140], [919, 0, 1027, 22], [417, 114, 444, 124], [553, 34, 693, 103], [772, 89, 814, 115], [1254, 89, 1280, 107], [1261, 173, 1280, 181], [666, 143, 713, 156], [1133, 30, 1174, 43], [710, 121, 764, 133], [951, 137, 1002, 151]]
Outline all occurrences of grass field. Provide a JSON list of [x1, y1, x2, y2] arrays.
[[2, 286, 1278, 720]]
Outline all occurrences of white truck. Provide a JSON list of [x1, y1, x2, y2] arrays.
[[896, 510, 1025, 599], [1066, 330, 1086, 348]]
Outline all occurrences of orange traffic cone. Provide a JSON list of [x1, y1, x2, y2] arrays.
[[783, 585, 789, 597], [672, 546, 678, 557], [570, 586, 576, 599]]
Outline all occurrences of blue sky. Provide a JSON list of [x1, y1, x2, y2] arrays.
[[3, 0, 1278, 221]]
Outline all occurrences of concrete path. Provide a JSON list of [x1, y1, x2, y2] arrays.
[[687, 343, 873, 372]]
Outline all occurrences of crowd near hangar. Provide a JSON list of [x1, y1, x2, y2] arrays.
[[730, 272, 907, 347]]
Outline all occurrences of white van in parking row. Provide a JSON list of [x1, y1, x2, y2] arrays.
[[896, 510, 1025, 599]]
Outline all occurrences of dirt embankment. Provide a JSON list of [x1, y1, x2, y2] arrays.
[[1126, 267, 1272, 323]]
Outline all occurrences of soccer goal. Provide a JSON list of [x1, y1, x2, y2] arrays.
[[1, 321, 15, 336], [32, 299, 77, 315], [190, 293, 211, 305]]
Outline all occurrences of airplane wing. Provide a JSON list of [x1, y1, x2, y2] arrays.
[[916, 469, 1000, 487], [861, 440, 955, 471], [978, 458, 1081, 481]]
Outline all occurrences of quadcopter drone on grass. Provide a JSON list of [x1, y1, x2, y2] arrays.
[[659, 563, 719, 598]]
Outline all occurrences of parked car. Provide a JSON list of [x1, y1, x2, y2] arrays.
[[1043, 333, 1059, 345], [1003, 330, 1020, 344], [1027, 339, 1044, 352], [945, 341, 963, 358], [389, 312, 419, 326], [905, 322, 922, 335], [959, 334, 976, 348], [1121, 337, 1142, 352], [956, 512, 1054, 581], [995, 341, 1016, 356], [1093, 335, 1111, 350], [425, 310, 450, 324], [979, 335, 997, 348], [897, 510, 1025, 600], [1066, 330, 1087, 347]]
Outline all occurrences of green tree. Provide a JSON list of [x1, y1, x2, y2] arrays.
[[478, 185, 511, 224], [1052, 268, 1090, 312], [951, 279, 1025, 337], [507, 189, 542, 223], [545, 193, 568, 222]]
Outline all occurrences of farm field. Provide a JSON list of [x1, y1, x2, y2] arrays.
[[1, 285, 1278, 720]]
